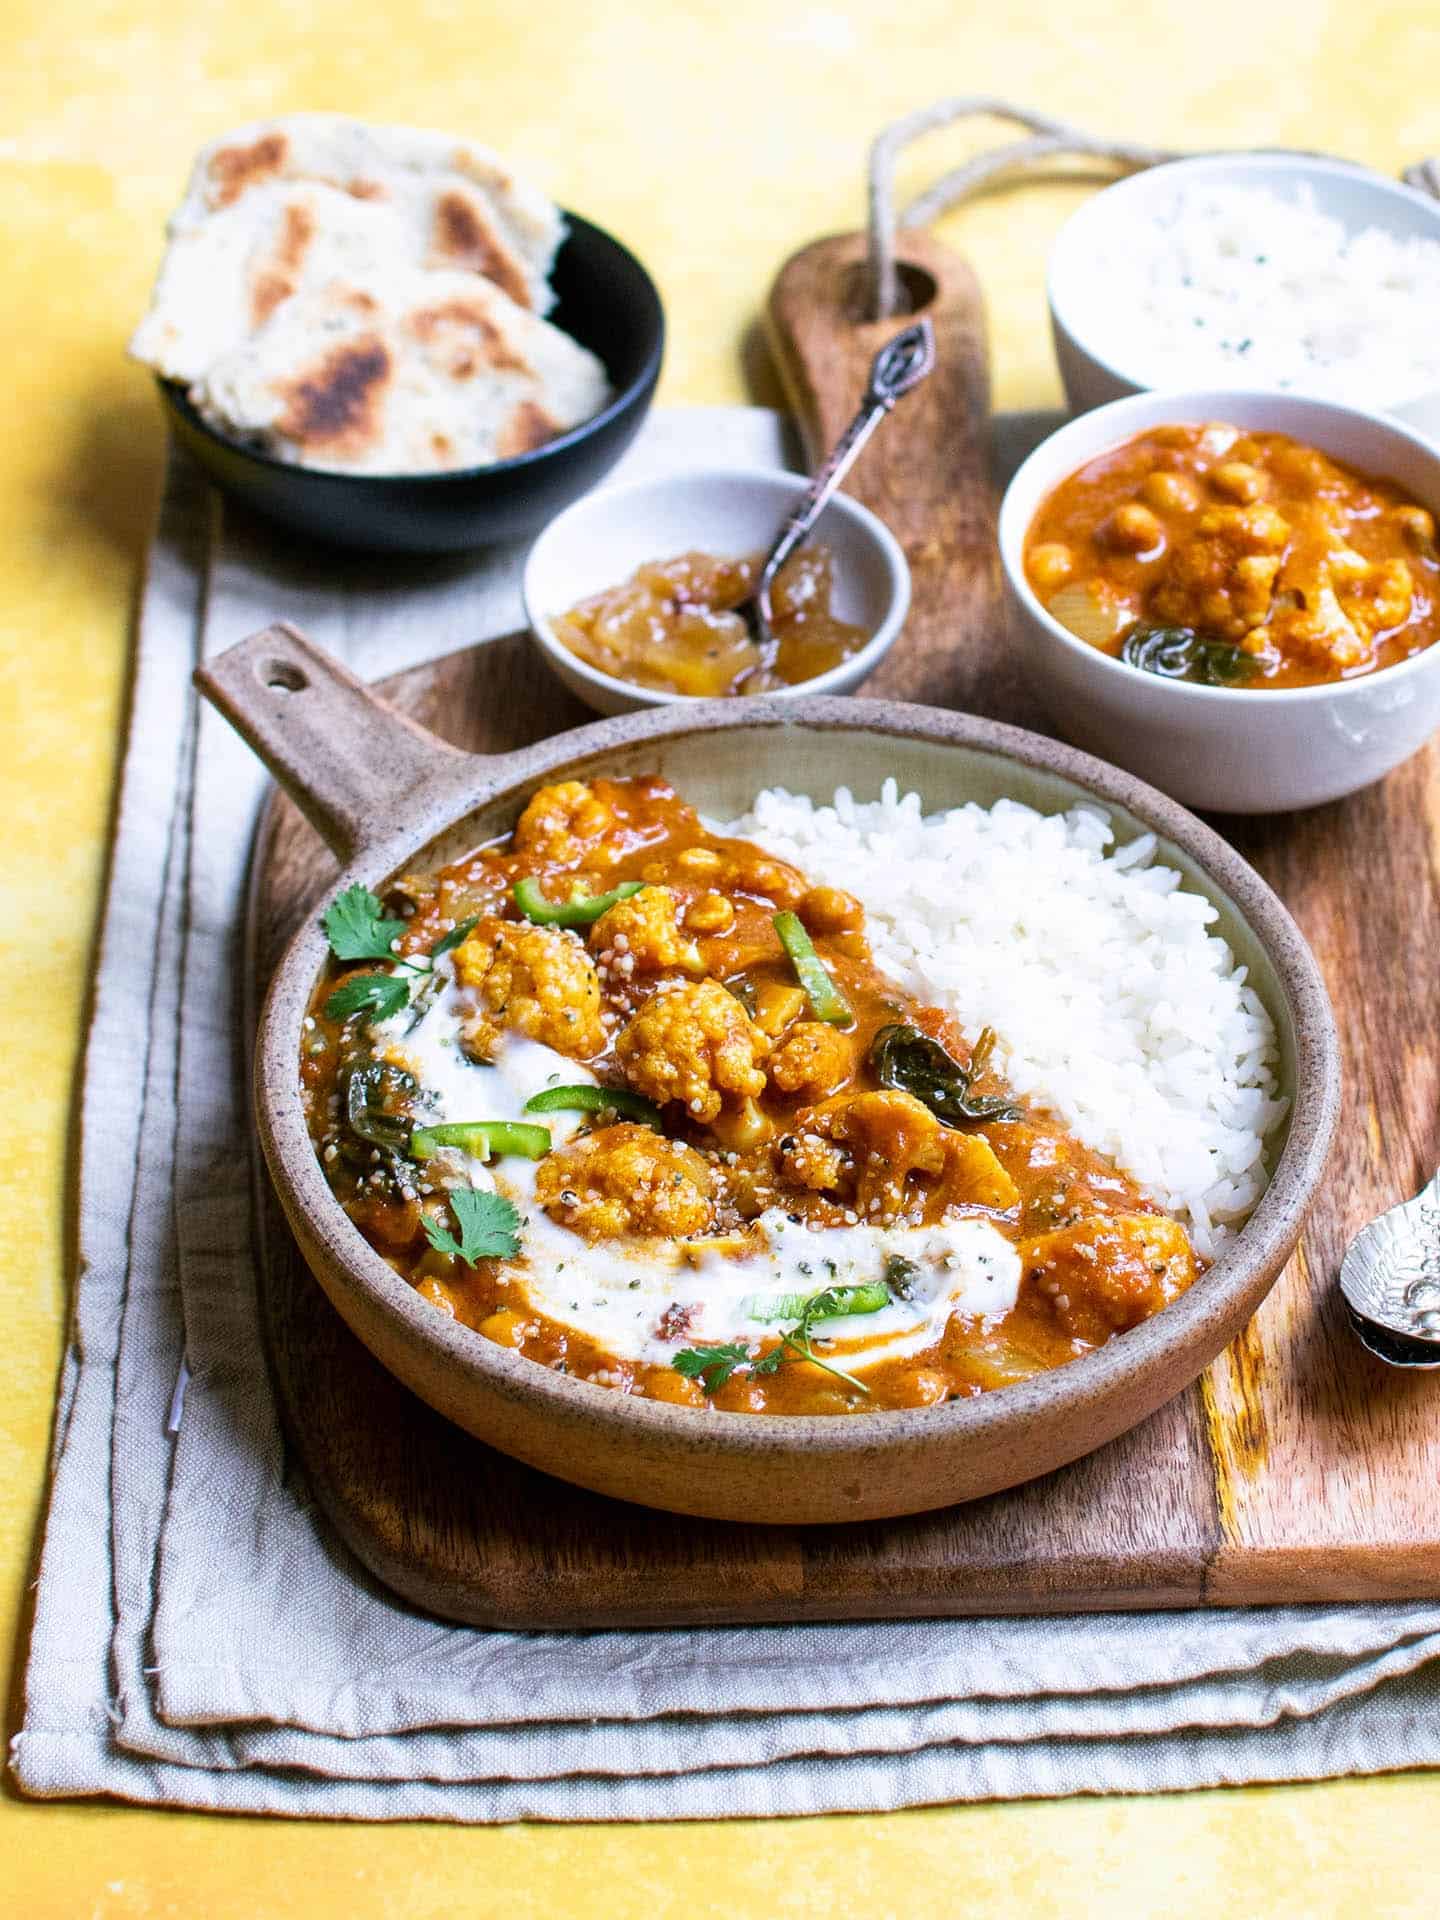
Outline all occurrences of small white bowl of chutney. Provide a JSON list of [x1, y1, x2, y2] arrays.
[[523, 466, 911, 716]]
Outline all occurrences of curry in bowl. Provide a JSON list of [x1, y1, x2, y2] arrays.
[[1024, 422, 1440, 687], [301, 773, 1286, 1417]]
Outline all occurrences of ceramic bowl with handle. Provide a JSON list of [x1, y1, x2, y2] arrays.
[[998, 387, 1440, 813], [195, 624, 1338, 1525]]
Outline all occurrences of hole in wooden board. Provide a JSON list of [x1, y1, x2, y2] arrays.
[[841, 261, 939, 324], [263, 659, 308, 694]]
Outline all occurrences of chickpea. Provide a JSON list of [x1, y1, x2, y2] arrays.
[[677, 846, 723, 876], [1229, 436, 1263, 463], [1027, 541, 1074, 591], [1393, 504, 1437, 551], [1100, 501, 1164, 554], [1200, 589, 1238, 633], [1210, 460, 1268, 504], [416, 1275, 458, 1318], [724, 1380, 772, 1415], [644, 1367, 706, 1407], [751, 981, 807, 1037], [1197, 423, 1240, 459], [686, 889, 735, 934], [887, 1366, 950, 1408], [1141, 470, 1199, 515], [797, 884, 864, 935], [478, 1308, 525, 1347]]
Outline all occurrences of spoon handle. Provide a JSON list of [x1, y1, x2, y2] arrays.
[[757, 319, 935, 619]]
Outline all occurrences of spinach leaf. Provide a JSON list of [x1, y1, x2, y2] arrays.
[[1121, 624, 1254, 687], [871, 1023, 1021, 1126]]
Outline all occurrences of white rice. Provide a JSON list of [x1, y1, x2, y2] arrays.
[[724, 784, 1289, 1258], [1082, 183, 1440, 407]]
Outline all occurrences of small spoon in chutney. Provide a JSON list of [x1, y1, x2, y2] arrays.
[[736, 318, 935, 687]]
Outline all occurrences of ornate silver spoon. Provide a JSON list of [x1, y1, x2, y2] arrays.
[[738, 317, 935, 686], [1339, 1168, 1440, 1369]]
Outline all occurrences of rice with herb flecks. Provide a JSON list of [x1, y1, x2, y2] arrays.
[[1080, 182, 1440, 407], [723, 783, 1288, 1257]]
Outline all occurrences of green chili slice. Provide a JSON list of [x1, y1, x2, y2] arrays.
[[744, 1281, 890, 1324], [512, 877, 645, 927], [772, 910, 852, 1025], [409, 1120, 551, 1162], [523, 1084, 663, 1129]]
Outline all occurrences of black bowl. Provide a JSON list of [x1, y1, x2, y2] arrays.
[[157, 211, 665, 554]]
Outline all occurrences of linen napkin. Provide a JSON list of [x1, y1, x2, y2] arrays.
[[13, 407, 1440, 1819]]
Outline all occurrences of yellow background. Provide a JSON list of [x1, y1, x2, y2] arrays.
[[4, 0, 1439, 1911]]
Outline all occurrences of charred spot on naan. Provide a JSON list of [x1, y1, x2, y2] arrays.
[[273, 336, 392, 456], [248, 201, 318, 327], [429, 190, 531, 308], [207, 132, 291, 209], [405, 295, 530, 379], [496, 399, 561, 460]]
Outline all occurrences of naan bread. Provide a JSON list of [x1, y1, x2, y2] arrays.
[[190, 269, 610, 475], [129, 116, 608, 473], [171, 113, 561, 312], [131, 180, 417, 383]]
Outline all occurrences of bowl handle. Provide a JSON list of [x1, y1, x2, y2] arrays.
[[195, 623, 473, 864]]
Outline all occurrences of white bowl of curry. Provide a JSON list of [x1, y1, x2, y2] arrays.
[[999, 388, 1440, 813], [194, 622, 1338, 1526], [522, 466, 910, 713]]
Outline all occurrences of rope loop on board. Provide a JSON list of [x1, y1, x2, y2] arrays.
[[866, 97, 1440, 323], [865, 97, 1177, 320]]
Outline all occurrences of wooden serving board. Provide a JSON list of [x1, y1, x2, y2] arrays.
[[249, 233, 1440, 1628]]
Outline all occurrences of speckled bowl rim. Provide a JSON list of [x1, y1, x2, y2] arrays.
[[255, 695, 1340, 1464]]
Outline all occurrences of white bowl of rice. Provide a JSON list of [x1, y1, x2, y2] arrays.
[[1048, 153, 1440, 440]]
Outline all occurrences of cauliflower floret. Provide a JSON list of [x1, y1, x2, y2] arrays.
[[512, 780, 615, 863], [534, 1123, 715, 1237], [589, 885, 701, 975], [779, 1089, 1019, 1223], [452, 917, 605, 1059], [769, 1021, 854, 1097], [1342, 556, 1414, 638], [1151, 503, 1292, 639], [1022, 1212, 1196, 1340], [614, 979, 768, 1122]]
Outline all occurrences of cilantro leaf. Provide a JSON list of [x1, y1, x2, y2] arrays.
[[671, 1342, 751, 1393], [422, 1188, 523, 1266], [323, 972, 411, 1024], [431, 915, 480, 961], [322, 884, 407, 962]]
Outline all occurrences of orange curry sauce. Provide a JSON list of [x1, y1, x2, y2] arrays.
[[302, 777, 1199, 1415], [1025, 423, 1440, 688]]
